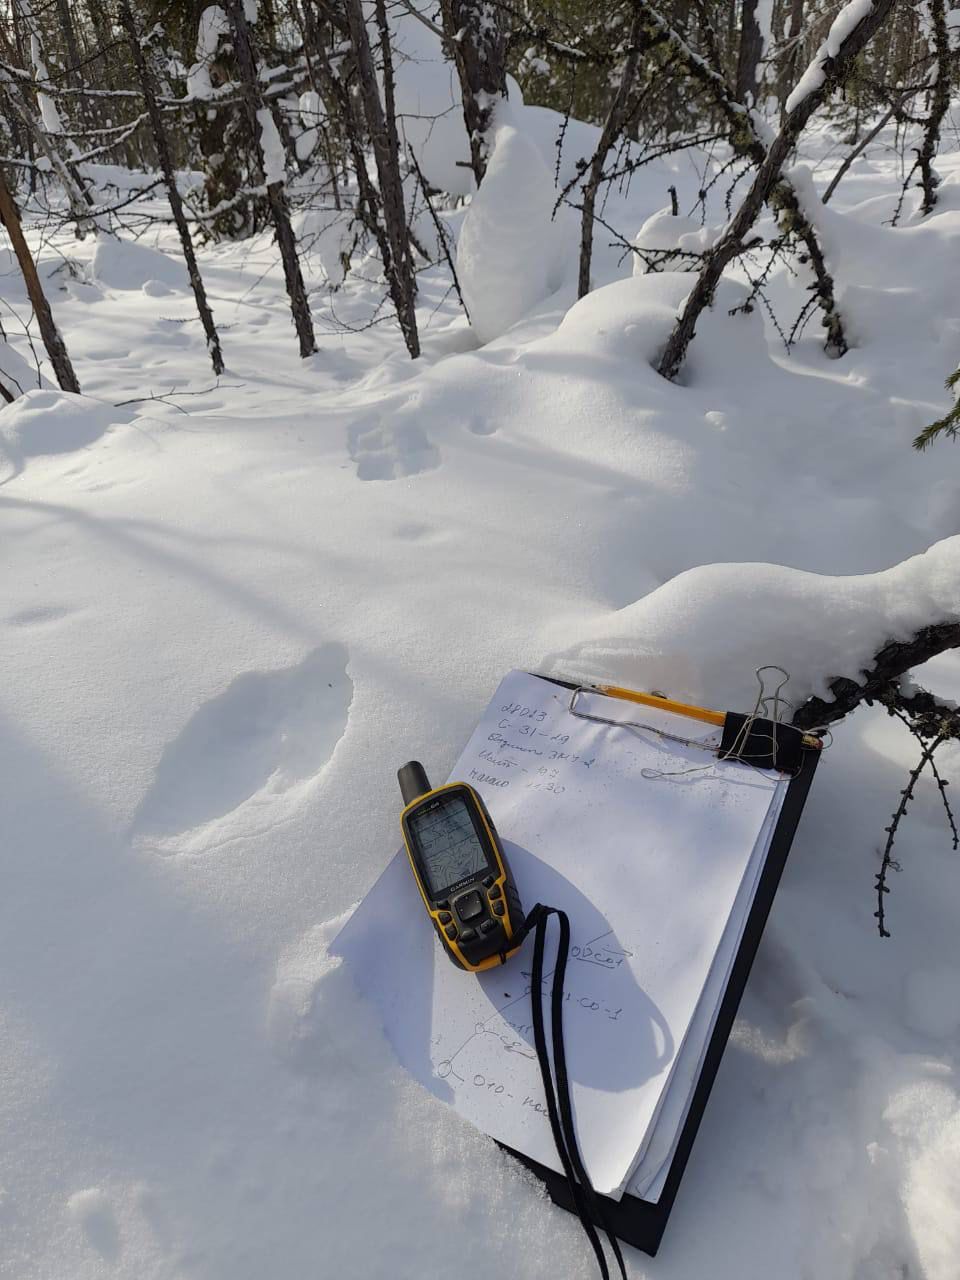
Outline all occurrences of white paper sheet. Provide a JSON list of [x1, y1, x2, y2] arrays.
[[626, 787, 785, 1200], [333, 671, 785, 1197]]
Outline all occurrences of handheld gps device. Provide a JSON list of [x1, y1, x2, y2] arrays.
[[398, 761, 525, 972]]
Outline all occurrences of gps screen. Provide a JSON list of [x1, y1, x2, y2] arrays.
[[409, 792, 491, 897]]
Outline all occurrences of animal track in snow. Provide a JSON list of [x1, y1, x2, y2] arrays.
[[5, 603, 77, 628], [66, 1188, 121, 1262], [347, 416, 439, 481], [466, 413, 497, 435], [134, 643, 351, 842]]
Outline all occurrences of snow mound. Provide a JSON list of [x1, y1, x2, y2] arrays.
[[92, 236, 188, 292], [457, 123, 562, 344], [547, 535, 960, 713], [0, 389, 125, 459], [540, 271, 766, 386], [294, 208, 355, 287], [550, 271, 691, 364], [632, 208, 719, 273]]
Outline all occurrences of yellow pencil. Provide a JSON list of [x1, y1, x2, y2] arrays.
[[583, 681, 822, 749], [586, 682, 726, 728]]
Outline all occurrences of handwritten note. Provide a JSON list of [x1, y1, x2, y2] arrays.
[[333, 671, 786, 1198]]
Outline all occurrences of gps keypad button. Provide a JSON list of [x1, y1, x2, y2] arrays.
[[492, 900, 505, 917], [455, 890, 484, 923]]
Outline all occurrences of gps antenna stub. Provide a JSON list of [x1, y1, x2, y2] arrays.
[[398, 760, 432, 806]]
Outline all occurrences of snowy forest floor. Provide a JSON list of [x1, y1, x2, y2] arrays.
[[3, 118, 960, 1279]]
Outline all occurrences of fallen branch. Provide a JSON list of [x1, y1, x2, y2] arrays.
[[113, 379, 242, 412], [792, 623, 960, 729]]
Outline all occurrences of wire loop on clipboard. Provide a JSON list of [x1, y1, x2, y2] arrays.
[[568, 686, 721, 755]]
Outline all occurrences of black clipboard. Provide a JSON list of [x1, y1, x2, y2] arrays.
[[501, 674, 821, 1256]]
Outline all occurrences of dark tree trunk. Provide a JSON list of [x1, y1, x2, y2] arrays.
[[917, 0, 954, 216], [440, 0, 509, 185], [0, 166, 80, 393], [224, 0, 317, 358], [54, 0, 83, 86], [578, 2, 646, 298], [344, 0, 420, 358], [735, 0, 763, 105], [118, 1, 224, 375], [657, 0, 898, 382], [288, 0, 347, 209], [640, 0, 848, 358]]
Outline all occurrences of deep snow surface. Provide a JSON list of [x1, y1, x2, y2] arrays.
[[2, 117, 960, 1280]]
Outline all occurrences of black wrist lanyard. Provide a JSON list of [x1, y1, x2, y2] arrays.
[[514, 904, 628, 1280]]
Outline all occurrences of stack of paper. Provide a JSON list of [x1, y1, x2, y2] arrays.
[[333, 670, 788, 1202]]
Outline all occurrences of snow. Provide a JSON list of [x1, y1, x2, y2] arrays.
[[0, 340, 49, 404], [904, 967, 960, 1038], [2, 114, 960, 1279], [0, 389, 125, 460], [786, 0, 877, 113], [91, 235, 189, 292], [389, 0, 526, 196], [632, 209, 719, 271], [187, 6, 230, 101], [756, 0, 775, 59], [257, 107, 286, 187], [456, 120, 564, 342], [295, 90, 322, 162]]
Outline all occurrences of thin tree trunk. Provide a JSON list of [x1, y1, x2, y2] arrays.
[[917, 0, 954, 215], [735, 0, 763, 105], [578, 1, 646, 298], [14, 0, 95, 218], [822, 89, 919, 204], [0, 166, 80, 393], [440, 0, 509, 185], [224, 0, 317, 358], [778, 0, 804, 120], [0, 74, 95, 230], [344, 0, 420, 358], [9, 0, 37, 192], [117, 1, 224, 375], [640, 0, 848, 357], [657, 0, 897, 382], [54, 0, 83, 86]]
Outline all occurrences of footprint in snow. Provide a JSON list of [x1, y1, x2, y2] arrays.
[[67, 1188, 121, 1262], [347, 416, 439, 481], [133, 643, 352, 844], [467, 413, 496, 435], [5, 603, 77, 628]]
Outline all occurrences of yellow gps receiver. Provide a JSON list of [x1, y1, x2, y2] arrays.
[[398, 761, 525, 972]]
